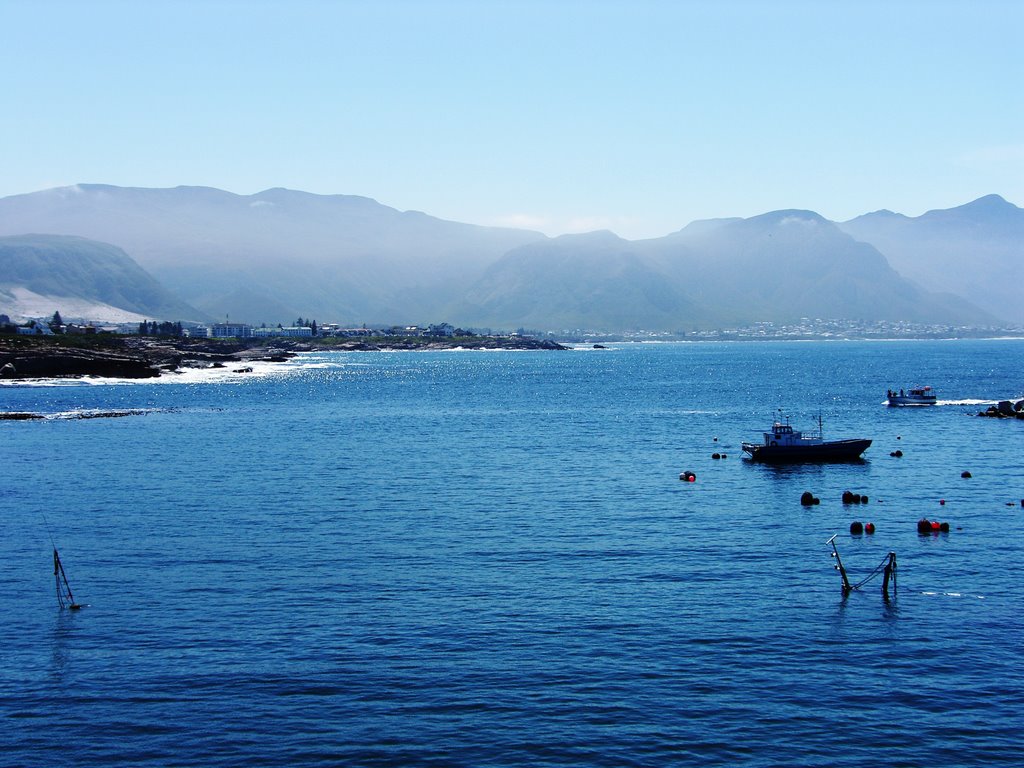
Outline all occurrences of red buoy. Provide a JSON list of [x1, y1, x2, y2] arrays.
[[865, 522, 875, 534]]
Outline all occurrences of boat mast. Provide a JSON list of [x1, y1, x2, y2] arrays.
[[53, 548, 80, 610], [827, 535, 852, 594]]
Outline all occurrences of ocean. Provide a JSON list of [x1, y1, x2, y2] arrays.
[[2, 339, 1023, 766]]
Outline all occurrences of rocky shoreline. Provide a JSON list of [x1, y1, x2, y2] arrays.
[[977, 399, 1024, 420], [0, 334, 567, 380]]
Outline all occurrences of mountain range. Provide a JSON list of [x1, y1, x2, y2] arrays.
[[0, 184, 1019, 330]]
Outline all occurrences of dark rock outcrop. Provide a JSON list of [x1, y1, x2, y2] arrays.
[[977, 399, 1024, 419]]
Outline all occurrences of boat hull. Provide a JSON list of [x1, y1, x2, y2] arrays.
[[742, 438, 872, 463], [886, 396, 936, 407]]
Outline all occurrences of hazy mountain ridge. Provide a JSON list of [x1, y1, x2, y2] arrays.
[[454, 211, 989, 330], [0, 185, 546, 325], [839, 194, 1024, 323], [0, 184, 1011, 330]]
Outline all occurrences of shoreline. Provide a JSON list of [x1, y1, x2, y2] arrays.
[[0, 334, 568, 380]]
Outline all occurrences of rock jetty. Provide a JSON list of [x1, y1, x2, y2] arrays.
[[977, 399, 1024, 420]]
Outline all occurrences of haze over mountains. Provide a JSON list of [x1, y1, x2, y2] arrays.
[[839, 195, 1023, 324], [0, 184, 1018, 330]]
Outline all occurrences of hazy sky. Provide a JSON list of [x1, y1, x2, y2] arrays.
[[3, 0, 1021, 239]]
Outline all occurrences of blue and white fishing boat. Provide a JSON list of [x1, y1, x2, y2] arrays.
[[886, 386, 937, 406]]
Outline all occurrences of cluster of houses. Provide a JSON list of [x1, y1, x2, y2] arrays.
[[203, 322, 460, 339], [4, 314, 465, 339]]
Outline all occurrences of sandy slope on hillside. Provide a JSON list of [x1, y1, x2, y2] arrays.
[[0, 285, 148, 324]]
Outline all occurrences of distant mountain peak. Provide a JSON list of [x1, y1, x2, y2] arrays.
[[752, 209, 828, 225], [554, 229, 624, 245], [965, 193, 1011, 207]]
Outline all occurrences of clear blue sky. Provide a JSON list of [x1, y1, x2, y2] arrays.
[[3, 0, 1021, 239]]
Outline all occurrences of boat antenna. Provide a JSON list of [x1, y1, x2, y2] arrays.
[[41, 511, 82, 611]]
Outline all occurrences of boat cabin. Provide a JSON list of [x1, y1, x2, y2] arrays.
[[761, 422, 817, 446]]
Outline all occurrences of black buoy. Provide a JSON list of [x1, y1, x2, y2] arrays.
[[800, 491, 815, 506], [961, 471, 972, 478], [917, 518, 932, 534], [850, 521, 864, 535], [939, 522, 950, 532], [712, 453, 721, 459], [679, 471, 696, 482], [860, 495, 869, 504]]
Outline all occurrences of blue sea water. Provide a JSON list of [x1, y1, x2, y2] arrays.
[[2, 339, 1023, 767]]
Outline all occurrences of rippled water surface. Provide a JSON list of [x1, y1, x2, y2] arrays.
[[2, 340, 1023, 766]]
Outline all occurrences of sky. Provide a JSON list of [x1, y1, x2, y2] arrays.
[[2, 0, 1021, 240]]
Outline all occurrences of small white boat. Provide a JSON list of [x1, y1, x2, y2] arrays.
[[887, 386, 937, 406]]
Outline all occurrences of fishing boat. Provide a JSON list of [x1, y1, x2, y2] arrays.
[[742, 414, 871, 463], [886, 386, 937, 406]]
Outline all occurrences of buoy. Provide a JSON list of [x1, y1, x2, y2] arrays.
[[865, 522, 875, 534], [961, 471, 972, 478], [800, 491, 816, 506], [679, 471, 696, 482], [711, 453, 721, 459], [896, 435, 901, 440], [842, 490, 853, 504], [890, 449, 903, 457], [721, 453, 727, 458], [939, 522, 950, 532], [939, 499, 946, 506], [860, 495, 869, 504], [850, 521, 864, 535], [917, 518, 931, 534], [931, 520, 941, 531], [713, 437, 718, 442]]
